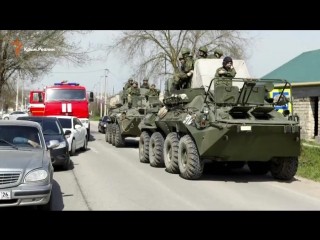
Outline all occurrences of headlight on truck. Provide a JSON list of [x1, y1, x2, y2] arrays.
[[25, 169, 48, 182]]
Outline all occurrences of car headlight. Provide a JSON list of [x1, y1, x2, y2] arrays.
[[57, 141, 67, 148], [104, 124, 106, 127], [25, 169, 48, 182]]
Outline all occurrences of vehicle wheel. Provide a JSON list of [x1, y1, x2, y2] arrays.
[[70, 139, 76, 156], [178, 134, 203, 180], [114, 124, 125, 147], [111, 124, 116, 146], [4, 117, 8, 120], [227, 161, 246, 169], [164, 132, 180, 174], [87, 129, 90, 141], [139, 131, 151, 163], [37, 192, 52, 211], [62, 153, 70, 171], [107, 124, 112, 143], [149, 132, 165, 168], [247, 161, 270, 175], [105, 125, 109, 142], [269, 157, 298, 180], [81, 137, 87, 151]]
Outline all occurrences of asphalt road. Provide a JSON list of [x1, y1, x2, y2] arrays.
[[6, 121, 320, 210]]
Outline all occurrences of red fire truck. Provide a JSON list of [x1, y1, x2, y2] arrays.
[[29, 81, 94, 139]]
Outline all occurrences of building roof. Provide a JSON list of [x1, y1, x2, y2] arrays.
[[261, 49, 320, 83]]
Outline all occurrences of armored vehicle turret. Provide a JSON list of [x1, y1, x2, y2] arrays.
[[138, 59, 300, 181]]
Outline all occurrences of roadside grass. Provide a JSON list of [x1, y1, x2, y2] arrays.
[[90, 116, 101, 121], [297, 145, 320, 182]]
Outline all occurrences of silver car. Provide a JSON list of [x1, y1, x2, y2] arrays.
[[0, 120, 59, 210]]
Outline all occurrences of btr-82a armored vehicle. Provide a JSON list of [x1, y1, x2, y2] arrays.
[[138, 59, 300, 181], [106, 88, 162, 147]]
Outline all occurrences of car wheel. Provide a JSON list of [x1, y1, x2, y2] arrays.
[[37, 192, 52, 211], [62, 152, 70, 171], [4, 117, 8, 120], [70, 139, 76, 156], [81, 137, 87, 151]]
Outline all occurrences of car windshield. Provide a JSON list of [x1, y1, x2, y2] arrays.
[[57, 118, 72, 128], [30, 119, 62, 135], [102, 116, 108, 121], [46, 89, 86, 101], [0, 125, 43, 149]]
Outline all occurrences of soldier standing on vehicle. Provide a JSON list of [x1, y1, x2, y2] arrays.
[[146, 84, 160, 97], [140, 78, 150, 89], [214, 56, 237, 87], [122, 78, 134, 104], [178, 55, 185, 72], [208, 49, 223, 59], [173, 48, 195, 90], [196, 46, 208, 59], [127, 81, 140, 108]]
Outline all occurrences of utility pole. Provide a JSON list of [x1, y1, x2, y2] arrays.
[[21, 77, 24, 110], [104, 69, 108, 116], [15, 79, 19, 111], [99, 76, 103, 118]]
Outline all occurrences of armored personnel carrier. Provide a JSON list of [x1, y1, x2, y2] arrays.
[[106, 88, 155, 147], [138, 59, 301, 181]]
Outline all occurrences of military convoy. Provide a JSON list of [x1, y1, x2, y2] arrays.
[[104, 59, 301, 181]]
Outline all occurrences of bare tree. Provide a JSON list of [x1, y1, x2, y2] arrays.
[[105, 30, 255, 85], [0, 30, 98, 98]]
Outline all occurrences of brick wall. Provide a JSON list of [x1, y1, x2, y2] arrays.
[[293, 97, 316, 139]]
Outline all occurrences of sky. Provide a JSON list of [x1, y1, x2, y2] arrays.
[[29, 30, 320, 96]]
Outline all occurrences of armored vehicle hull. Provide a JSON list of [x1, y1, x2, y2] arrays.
[[138, 59, 301, 181]]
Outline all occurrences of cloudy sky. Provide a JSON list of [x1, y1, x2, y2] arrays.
[[29, 30, 320, 95]]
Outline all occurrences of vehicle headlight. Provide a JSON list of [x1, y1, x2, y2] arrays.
[[57, 141, 67, 148], [104, 124, 107, 127], [25, 169, 48, 182]]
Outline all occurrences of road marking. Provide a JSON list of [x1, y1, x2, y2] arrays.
[[90, 147, 99, 154]]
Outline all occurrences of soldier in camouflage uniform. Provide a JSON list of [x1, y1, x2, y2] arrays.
[[214, 56, 237, 87], [208, 49, 223, 59], [196, 46, 208, 59], [127, 81, 140, 108], [178, 55, 185, 72], [173, 48, 195, 90], [140, 78, 150, 89], [122, 78, 134, 104], [146, 84, 160, 97]]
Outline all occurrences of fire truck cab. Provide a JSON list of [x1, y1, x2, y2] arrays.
[[29, 90, 45, 116]]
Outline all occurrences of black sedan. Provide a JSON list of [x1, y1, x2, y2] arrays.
[[98, 116, 109, 133], [17, 116, 70, 171]]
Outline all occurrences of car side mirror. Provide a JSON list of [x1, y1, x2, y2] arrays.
[[47, 140, 60, 149], [75, 124, 81, 129], [65, 130, 72, 135]]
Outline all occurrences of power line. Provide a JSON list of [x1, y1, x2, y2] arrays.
[[50, 69, 105, 73]]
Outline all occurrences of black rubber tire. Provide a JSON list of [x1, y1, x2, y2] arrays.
[[270, 157, 298, 180], [178, 135, 203, 180], [70, 139, 76, 156], [81, 137, 87, 151], [114, 124, 125, 147], [107, 124, 112, 143], [105, 125, 108, 142], [139, 131, 151, 163], [87, 128, 90, 141], [62, 153, 70, 171], [247, 161, 270, 175], [227, 161, 246, 169], [111, 124, 116, 146], [149, 132, 165, 168], [164, 132, 180, 174]]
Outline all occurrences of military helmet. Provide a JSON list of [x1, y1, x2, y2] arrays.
[[181, 48, 190, 55], [151, 84, 155, 87], [214, 49, 223, 56], [128, 78, 133, 81], [133, 81, 138, 85], [199, 46, 208, 53], [143, 78, 149, 81], [178, 55, 184, 60]]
